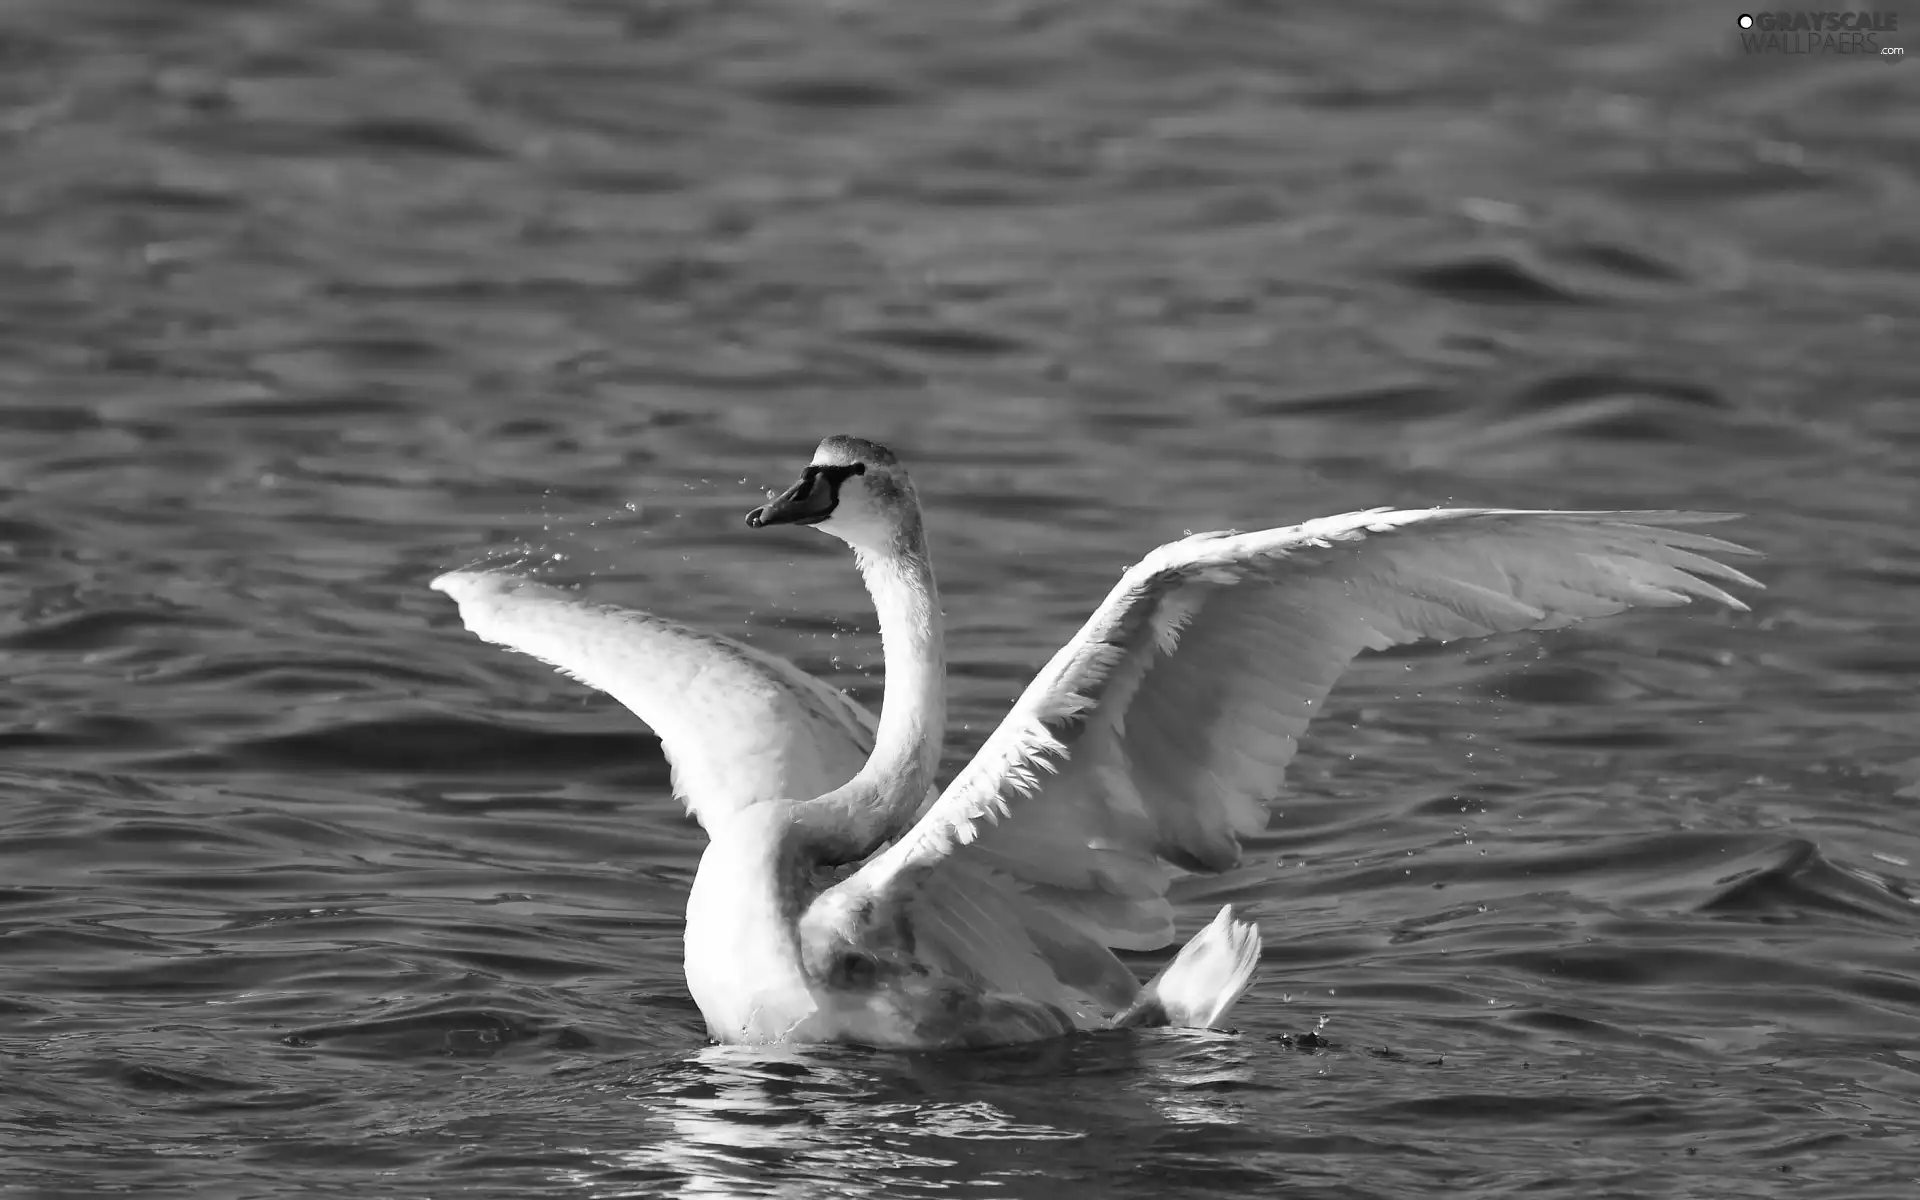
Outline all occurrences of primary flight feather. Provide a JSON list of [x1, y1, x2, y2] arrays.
[[434, 436, 1758, 1049]]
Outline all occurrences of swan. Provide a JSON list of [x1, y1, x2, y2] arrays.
[[431, 435, 1758, 1049]]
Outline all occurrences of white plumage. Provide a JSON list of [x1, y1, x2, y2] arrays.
[[431, 571, 875, 831], [434, 437, 1759, 1049]]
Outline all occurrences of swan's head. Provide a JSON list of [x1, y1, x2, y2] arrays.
[[745, 436, 922, 555]]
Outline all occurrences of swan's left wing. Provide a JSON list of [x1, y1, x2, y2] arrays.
[[812, 509, 1758, 994], [432, 571, 875, 832]]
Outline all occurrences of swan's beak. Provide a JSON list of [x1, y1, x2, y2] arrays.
[[746, 471, 834, 528]]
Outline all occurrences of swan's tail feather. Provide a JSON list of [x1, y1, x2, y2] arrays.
[[1115, 904, 1261, 1030]]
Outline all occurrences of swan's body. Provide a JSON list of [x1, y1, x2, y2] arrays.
[[433, 436, 1758, 1049]]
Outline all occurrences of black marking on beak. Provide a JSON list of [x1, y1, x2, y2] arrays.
[[745, 463, 865, 528]]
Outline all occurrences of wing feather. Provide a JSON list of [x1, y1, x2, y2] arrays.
[[432, 570, 875, 831], [829, 509, 1758, 974]]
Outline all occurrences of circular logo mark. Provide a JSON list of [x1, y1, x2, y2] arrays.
[[1737, 13, 1754, 28]]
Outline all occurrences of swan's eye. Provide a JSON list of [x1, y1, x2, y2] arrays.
[[815, 463, 865, 489], [799, 463, 863, 500]]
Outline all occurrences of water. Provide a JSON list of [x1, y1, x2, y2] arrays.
[[3, 0, 1918, 1195]]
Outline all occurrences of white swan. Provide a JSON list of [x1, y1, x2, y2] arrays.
[[432, 435, 1758, 1049]]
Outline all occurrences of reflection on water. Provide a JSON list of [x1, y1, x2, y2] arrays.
[[618, 1048, 1057, 1195], [578, 1035, 1267, 1197]]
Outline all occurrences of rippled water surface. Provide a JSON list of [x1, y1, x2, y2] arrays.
[[4, 1, 1919, 1196]]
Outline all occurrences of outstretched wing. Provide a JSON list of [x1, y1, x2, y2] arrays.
[[822, 509, 1759, 981], [432, 571, 875, 832]]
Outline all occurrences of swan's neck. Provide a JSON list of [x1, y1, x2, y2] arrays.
[[803, 531, 945, 862]]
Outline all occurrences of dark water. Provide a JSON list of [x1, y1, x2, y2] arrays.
[[3, 1, 1918, 1195]]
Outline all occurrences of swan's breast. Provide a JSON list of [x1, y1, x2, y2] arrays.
[[682, 803, 820, 1044]]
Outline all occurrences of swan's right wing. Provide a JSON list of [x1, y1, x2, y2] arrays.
[[432, 571, 875, 832], [811, 510, 1757, 997]]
